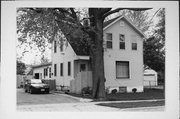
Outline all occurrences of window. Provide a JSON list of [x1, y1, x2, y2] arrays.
[[119, 34, 125, 49], [68, 62, 71, 76], [49, 68, 51, 78], [80, 64, 86, 72], [46, 68, 48, 76], [44, 68, 46, 78], [44, 68, 48, 78], [60, 63, 63, 76], [132, 43, 137, 50], [131, 36, 137, 50], [54, 64, 57, 76], [106, 33, 112, 49], [116, 61, 129, 79], [54, 41, 57, 53]]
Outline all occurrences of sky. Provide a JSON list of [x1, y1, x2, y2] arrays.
[[16, 8, 160, 65]]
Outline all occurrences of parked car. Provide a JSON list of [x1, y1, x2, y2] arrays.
[[24, 79, 49, 94]]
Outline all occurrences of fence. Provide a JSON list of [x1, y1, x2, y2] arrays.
[[143, 80, 158, 88], [42, 79, 56, 91], [70, 71, 92, 94]]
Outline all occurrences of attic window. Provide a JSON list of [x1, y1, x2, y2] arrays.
[[120, 21, 124, 26]]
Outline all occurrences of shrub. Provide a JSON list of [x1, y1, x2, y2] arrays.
[[82, 87, 92, 95], [132, 88, 137, 93], [105, 87, 110, 94], [111, 89, 117, 94]]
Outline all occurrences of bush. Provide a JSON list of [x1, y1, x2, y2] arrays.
[[111, 89, 117, 94], [132, 88, 137, 93], [82, 87, 92, 95]]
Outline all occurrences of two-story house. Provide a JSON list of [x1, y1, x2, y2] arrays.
[[51, 15, 144, 93]]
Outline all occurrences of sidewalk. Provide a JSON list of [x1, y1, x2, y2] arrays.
[[17, 102, 165, 112]]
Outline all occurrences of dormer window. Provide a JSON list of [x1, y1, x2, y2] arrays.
[[106, 33, 112, 49], [119, 34, 125, 49]]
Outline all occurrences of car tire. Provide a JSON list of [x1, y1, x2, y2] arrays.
[[29, 88, 33, 94]]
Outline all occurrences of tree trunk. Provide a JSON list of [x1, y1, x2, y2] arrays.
[[89, 9, 106, 99]]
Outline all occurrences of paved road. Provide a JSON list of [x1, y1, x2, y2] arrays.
[[17, 88, 80, 105]]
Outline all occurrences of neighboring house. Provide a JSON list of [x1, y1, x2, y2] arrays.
[[31, 63, 52, 80], [144, 69, 158, 87], [51, 15, 145, 93]]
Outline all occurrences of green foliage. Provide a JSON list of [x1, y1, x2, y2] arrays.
[[119, 10, 152, 33], [17, 60, 26, 75], [144, 8, 165, 73], [144, 36, 165, 72]]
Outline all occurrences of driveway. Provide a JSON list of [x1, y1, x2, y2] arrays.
[[17, 88, 80, 105]]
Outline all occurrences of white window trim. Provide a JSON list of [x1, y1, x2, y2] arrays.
[[115, 61, 131, 79], [119, 34, 125, 50], [106, 33, 113, 49]]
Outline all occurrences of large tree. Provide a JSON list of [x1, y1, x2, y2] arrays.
[[144, 8, 165, 83], [17, 8, 151, 99], [17, 60, 26, 75]]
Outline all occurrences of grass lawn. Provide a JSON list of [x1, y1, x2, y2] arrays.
[[96, 100, 165, 109], [68, 88, 165, 101]]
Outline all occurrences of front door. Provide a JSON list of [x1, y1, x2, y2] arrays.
[[80, 64, 86, 72]]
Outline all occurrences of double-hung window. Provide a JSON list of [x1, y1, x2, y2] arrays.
[[119, 34, 125, 49], [54, 64, 57, 76], [106, 33, 112, 49], [68, 62, 71, 76], [60, 63, 63, 76], [49, 68, 51, 78], [131, 35, 137, 50], [116, 61, 129, 79]]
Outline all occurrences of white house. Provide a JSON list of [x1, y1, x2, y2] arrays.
[[51, 15, 145, 93], [144, 69, 158, 87], [31, 63, 52, 80]]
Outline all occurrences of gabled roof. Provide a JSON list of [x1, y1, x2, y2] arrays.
[[103, 16, 121, 28], [32, 62, 52, 69], [103, 15, 145, 37], [59, 15, 145, 56]]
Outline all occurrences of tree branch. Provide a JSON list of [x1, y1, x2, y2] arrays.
[[103, 8, 152, 19]]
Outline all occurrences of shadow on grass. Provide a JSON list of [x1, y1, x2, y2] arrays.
[[68, 88, 165, 101]]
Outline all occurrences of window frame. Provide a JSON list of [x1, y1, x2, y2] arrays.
[[68, 62, 71, 76], [119, 34, 125, 50], [49, 67, 51, 78], [60, 63, 63, 76], [116, 61, 130, 79], [54, 64, 57, 77], [132, 42, 137, 50], [106, 33, 113, 49]]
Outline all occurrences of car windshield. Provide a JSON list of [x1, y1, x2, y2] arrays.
[[30, 79, 42, 84]]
